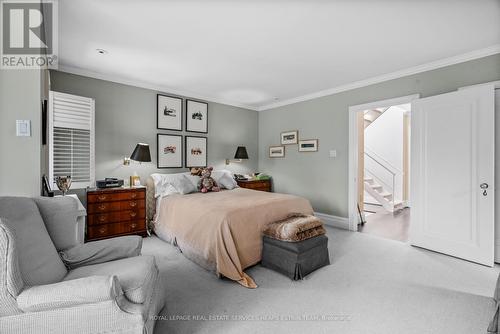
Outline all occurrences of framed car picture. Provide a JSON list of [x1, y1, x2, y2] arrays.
[[269, 146, 285, 158], [185, 136, 207, 167], [281, 130, 298, 145], [157, 134, 183, 168], [157, 94, 182, 131], [186, 99, 208, 133], [298, 139, 318, 152]]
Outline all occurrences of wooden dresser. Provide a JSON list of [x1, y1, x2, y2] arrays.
[[86, 187, 147, 241], [236, 179, 272, 192]]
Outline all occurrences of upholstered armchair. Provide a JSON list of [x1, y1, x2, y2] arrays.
[[0, 196, 165, 334]]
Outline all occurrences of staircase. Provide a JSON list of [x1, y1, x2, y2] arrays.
[[364, 176, 403, 212], [362, 105, 403, 213], [363, 107, 387, 128]]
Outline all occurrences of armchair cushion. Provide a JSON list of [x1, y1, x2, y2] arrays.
[[60, 236, 143, 269], [0, 197, 67, 286], [64, 255, 157, 304], [34, 196, 81, 251], [0, 221, 24, 316], [17, 276, 121, 313]]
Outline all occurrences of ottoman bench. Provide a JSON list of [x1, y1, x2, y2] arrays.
[[261, 213, 330, 280]]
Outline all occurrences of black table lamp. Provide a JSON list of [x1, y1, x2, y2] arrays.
[[226, 146, 248, 165], [130, 143, 151, 163]]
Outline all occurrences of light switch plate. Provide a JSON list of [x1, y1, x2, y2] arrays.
[[329, 150, 337, 158], [16, 120, 31, 137]]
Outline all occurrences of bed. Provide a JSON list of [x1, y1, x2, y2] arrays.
[[146, 175, 313, 288]]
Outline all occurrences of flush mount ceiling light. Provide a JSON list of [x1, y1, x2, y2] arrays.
[[96, 48, 108, 55]]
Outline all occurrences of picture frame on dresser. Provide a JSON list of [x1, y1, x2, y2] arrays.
[[157, 134, 183, 168], [186, 99, 208, 133], [157, 94, 183, 131], [185, 136, 207, 167]]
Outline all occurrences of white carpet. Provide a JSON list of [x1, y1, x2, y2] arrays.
[[142, 227, 499, 334]]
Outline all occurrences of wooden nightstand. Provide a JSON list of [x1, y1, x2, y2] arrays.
[[237, 179, 272, 192], [86, 187, 147, 241]]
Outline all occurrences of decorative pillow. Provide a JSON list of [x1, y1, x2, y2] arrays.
[[172, 175, 198, 195], [150, 173, 183, 197], [184, 173, 201, 189], [212, 170, 238, 190], [151, 173, 198, 196], [218, 173, 238, 190]]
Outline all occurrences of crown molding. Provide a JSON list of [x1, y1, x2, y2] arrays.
[[56, 65, 260, 111], [258, 44, 500, 111]]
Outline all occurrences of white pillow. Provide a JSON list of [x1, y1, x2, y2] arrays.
[[218, 173, 238, 190], [150, 173, 196, 197], [183, 173, 201, 190], [172, 175, 198, 195], [212, 170, 238, 190]]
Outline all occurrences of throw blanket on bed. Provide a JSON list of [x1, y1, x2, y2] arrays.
[[154, 188, 313, 288], [263, 213, 326, 242]]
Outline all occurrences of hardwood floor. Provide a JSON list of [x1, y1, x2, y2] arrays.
[[358, 207, 410, 242]]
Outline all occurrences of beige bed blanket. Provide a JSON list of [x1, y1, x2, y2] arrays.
[[154, 188, 313, 288]]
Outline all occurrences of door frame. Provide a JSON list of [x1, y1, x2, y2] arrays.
[[348, 94, 420, 231]]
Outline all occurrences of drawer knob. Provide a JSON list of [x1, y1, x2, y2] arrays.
[[130, 212, 137, 217], [130, 223, 137, 228], [98, 205, 106, 211], [98, 228, 106, 234], [98, 216, 106, 222], [131, 193, 137, 198], [98, 195, 107, 201], [129, 201, 137, 207]]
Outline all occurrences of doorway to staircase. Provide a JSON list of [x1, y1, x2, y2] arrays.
[[348, 95, 419, 242]]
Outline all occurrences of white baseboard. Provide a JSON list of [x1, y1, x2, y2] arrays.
[[314, 212, 350, 230]]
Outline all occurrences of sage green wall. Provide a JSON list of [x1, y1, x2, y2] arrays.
[[0, 70, 42, 196], [259, 54, 500, 217], [49, 71, 258, 188]]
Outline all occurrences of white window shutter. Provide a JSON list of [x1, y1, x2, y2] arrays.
[[49, 91, 95, 189]]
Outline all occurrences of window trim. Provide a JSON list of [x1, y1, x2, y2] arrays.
[[48, 91, 95, 190]]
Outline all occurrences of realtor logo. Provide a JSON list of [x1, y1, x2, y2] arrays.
[[1, 0, 58, 69]]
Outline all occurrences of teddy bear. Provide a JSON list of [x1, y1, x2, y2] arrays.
[[190, 167, 202, 176], [199, 166, 220, 193]]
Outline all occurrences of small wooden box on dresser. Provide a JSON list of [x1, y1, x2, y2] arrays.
[[236, 179, 272, 192], [86, 187, 147, 241]]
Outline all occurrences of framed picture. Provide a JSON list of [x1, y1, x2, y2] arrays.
[[281, 130, 298, 145], [186, 99, 208, 133], [269, 146, 285, 158], [157, 94, 182, 131], [157, 134, 183, 168], [298, 139, 318, 152], [185, 136, 207, 167]]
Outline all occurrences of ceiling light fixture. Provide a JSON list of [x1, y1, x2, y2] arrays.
[[96, 48, 108, 55]]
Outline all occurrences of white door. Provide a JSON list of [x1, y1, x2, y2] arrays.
[[410, 85, 495, 266]]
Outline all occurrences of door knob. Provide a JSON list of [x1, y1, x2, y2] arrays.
[[480, 183, 489, 196]]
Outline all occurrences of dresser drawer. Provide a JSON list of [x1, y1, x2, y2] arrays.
[[87, 210, 145, 225], [87, 220, 146, 240], [88, 190, 145, 203], [88, 201, 122, 214], [87, 199, 145, 214], [238, 180, 271, 192]]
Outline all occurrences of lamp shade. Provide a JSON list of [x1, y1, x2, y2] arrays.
[[234, 146, 249, 159], [130, 143, 151, 162]]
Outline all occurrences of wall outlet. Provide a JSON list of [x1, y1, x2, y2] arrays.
[[329, 150, 337, 158]]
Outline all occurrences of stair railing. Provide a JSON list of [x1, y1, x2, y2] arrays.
[[364, 151, 396, 209]]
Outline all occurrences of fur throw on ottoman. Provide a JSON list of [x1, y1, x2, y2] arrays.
[[263, 213, 326, 242]]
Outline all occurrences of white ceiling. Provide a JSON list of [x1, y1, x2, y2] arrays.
[[58, 0, 500, 110]]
